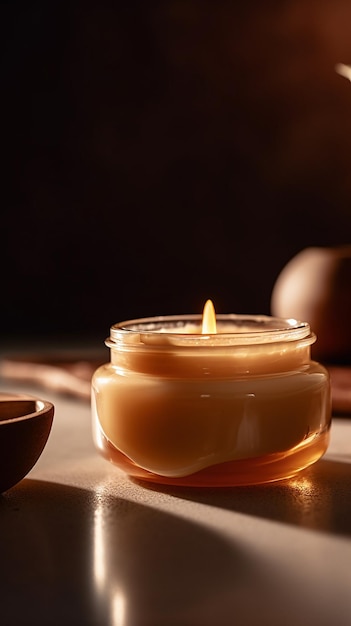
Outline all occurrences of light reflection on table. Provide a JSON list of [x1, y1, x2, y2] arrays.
[[93, 485, 127, 626]]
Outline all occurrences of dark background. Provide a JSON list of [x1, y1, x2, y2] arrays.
[[2, 0, 351, 343]]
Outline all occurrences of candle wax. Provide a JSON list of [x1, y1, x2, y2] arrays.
[[92, 314, 330, 482]]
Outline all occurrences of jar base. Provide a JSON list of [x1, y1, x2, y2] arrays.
[[96, 428, 330, 487]]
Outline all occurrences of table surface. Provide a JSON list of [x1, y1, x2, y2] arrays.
[[1, 376, 351, 626]]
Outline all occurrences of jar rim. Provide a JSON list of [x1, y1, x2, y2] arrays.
[[107, 314, 314, 348]]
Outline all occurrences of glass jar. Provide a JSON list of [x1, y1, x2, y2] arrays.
[[91, 314, 331, 487]]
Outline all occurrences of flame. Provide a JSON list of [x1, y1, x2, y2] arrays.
[[201, 299, 217, 334]]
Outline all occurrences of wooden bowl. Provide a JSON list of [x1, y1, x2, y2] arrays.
[[0, 393, 54, 493]]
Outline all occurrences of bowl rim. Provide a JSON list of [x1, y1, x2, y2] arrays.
[[0, 394, 54, 425]]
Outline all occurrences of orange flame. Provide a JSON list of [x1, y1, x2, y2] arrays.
[[201, 299, 217, 334]]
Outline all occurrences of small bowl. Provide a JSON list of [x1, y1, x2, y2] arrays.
[[0, 393, 54, 493]]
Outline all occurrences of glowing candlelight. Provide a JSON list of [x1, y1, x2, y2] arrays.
[[201, 299, 217, 334]]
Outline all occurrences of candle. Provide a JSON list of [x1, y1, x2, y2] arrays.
[[91, 301, 331, 486]]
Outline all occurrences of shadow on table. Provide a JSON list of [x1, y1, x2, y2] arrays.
[[1, 472, 350, 626], [135, 458, 351, 538], [0, 478, 249, 626]]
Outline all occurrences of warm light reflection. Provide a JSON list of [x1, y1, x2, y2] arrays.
[[112, 589, 126, 626], [287, 475, 315, 498], [93, 486, 127, 626], [335, 62, 351, 82], [93, 489, 106, 590], [201, 299, 217, 334]]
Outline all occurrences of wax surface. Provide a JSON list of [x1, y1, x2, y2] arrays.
[[92, 362, 330, 477], [93, 314, 331, 482]]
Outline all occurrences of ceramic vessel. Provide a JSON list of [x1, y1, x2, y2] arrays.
[[0, 394, 54, 492], [271, 246, 351, 362]]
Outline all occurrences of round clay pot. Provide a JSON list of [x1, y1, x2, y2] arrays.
[[271, 246, 351, 362]]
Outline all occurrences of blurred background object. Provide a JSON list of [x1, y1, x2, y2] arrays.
[[271, 245, 351, 362], [2, 0, 351, 344], [271, 244, 351, 414]]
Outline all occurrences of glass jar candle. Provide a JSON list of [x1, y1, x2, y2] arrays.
[[91, 313, 331, 487]]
